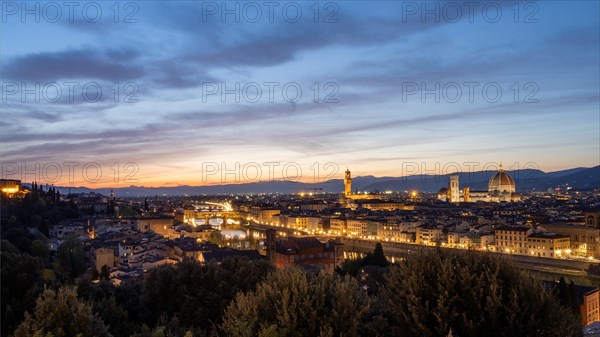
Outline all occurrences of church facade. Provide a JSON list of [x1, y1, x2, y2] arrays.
[[438, 164, 521, 203]]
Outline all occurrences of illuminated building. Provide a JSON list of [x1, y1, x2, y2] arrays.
[[136, 217, 175, 233], [440, 164, 521, 203], [329, 218, 347, 235], [354, 200, 406, 211], [579, 287, 600, 326], [494, 226, 532, 255], [526, 232, 571, 258], [378, 222, 418, 241], [344, 168, 352, 197], [0, 179, 26, 198], [341, 169, 380, 201], [495, 227, 575, 259], [487, 164, 520, 202], [266, 234, 344, 273], [0, 179, 20, 193], [449, 174, 460, 202], [415, 224, 444, 245], [258, 209, 280, 223], [174, 206, 196, 224], [286, 215, 321, 231], [543, 223, 600, 258], [346, 218, 369, 237]]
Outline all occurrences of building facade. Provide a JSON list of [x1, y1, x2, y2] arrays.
[[495, 226, 532, 255], [266, 232, 343, 273], [526, 232, 571, 258]]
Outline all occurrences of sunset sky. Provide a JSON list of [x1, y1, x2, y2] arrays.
[[1, 1, 599, 187]]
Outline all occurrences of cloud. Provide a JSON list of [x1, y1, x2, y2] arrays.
[[1, 49, 144, 82], [149, 60, 217, 89]]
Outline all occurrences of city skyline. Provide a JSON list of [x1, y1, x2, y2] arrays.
[[2, 2, 600, 337], [1, 1, 599, 187]]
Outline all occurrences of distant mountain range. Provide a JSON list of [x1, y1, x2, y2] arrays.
[[47, 166, 600, 197]]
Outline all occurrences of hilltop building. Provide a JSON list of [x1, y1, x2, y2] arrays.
[[0, 179, 27, 198]]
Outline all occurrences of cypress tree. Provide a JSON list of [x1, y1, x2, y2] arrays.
[[569, 280, 581, 318], [370, 242, 389, 267]]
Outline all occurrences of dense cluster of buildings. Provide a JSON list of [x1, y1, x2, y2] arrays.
[[240, 170, 600, 261], [48, 215, 264, 284]]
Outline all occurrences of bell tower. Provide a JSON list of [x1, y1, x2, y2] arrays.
[[344, 168, 352, 196], [449, 174, 459, 203]]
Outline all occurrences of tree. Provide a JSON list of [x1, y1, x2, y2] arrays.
[[93, 294, 136, 337], [336, 258, 365, 276], [13, 286, 109, 337], [210, 231, 224, 245], [221, 268, 369, 337], [55, 236, 87, 278], [569, 280, 581, 319], [30, 239, 49, 262], [99, 265, 111, 280], [1, 242, 42, 335], [380, 249, 583, 337], [363, 242, 389, 267], [141, 257, 274, 335]]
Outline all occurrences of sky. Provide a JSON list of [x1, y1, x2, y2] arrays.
[[1, 0, 599, 187]]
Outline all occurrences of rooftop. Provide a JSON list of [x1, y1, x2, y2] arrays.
[[528, 232, 570, 239], [495, 226, 531, 232]]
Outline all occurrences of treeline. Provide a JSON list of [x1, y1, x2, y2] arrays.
[[1, 188, 85, 336], [2, 246, 583, 337], [2, 186, 77, 243]]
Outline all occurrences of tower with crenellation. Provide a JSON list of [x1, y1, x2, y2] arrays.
[[344, 168, 352, 196]]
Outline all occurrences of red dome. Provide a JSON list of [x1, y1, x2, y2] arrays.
[[488, 165, 516, 193]]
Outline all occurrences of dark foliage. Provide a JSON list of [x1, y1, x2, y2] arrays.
[[222, 268, 369, 337], [362, 242, 389, 267], [377, 249, 583, 337], [1, 241, 43, 336], [140, 257, 274, 336]]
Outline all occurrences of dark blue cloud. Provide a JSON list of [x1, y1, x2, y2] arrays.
[[2, 49, 144, 81]]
